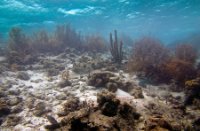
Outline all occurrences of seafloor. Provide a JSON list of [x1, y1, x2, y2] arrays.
[[0, 48, 199, 131]]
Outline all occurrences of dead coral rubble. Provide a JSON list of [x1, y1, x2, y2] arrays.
[[45, 90, 140, 131], [88, 70, 135, 93], [72, 55, 107, 74], [130, 87, 144, 99], [88, 70, 115, 87], [144, 115, 181, 131]]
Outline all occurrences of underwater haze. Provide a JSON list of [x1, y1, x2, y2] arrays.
[[0, 0, 200, 43], [1, 0, 200, 130]]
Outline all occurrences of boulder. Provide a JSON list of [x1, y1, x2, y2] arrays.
[[33, 102, 49, 117], [17, 71, 30, 80], [130, 87, 144, 99], [58, 80, 72, 88], [88, 70, 134, 92]]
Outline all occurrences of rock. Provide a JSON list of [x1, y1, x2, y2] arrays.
[[41, 59, 56, 69], [23, 54, 37, 65], [12, 104, 23, 114], [32, 93, 45, 100], [130, 87, 144, 99], [57, 97, 81, 117], [119, 102, 141, 120], [10, 63, 25, 71], [17, 71, 30, 80], [97, 90, 120, 116], [58, 80, 72, 88], [88, 70, 115, 87], [0, 99, 10, 117], [33, 102, 48, 117], [106, 82, 118, 92], [25, 98, 35, 109], [2, 83, 12, 89], [80, 86, 86, 92], [7, 97, 22, 106], [46, 115, 58, 125], [61, 70, 70, 80], [56, 94, 67, 100], [0, 118, 3, 125], [89, 111, 117, 129], [8, 89, 21, 96], [0, 64, 8, 74], [45, 116, 60, 130], [193, 117, 200, 131], [46, 90, 140, 131], [72, 62, 91, 74], [0, 91, 6, 98], [55, 64, 65, 71], [88, 70, 134, 92], [72, 55, 108, 74], [47, 68, 59, 76], [73, 85, 80, 90], [144, 115, 181, 131], [5, 115, 21, 126], [31, 79, 43, 83]]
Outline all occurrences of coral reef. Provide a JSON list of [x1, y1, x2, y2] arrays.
[[45, 90, 140, 131], [88, 70, 135, 92], [57, 97, 84, 117], [144, 115, 181, 131], [1, 25, 200, 131], [72, 55, 108, 74]]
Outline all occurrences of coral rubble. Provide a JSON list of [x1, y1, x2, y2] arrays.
[[45, 90, 140, 131]]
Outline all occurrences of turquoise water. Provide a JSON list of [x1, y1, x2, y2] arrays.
[[0, 0, 200, 43]]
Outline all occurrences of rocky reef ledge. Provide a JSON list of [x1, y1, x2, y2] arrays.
[[45, 90, 141, 131]]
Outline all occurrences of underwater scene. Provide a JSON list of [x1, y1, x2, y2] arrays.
[[0, 0, 200, 130]]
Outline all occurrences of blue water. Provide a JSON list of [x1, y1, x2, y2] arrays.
[[0, 0, 200, 43]]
